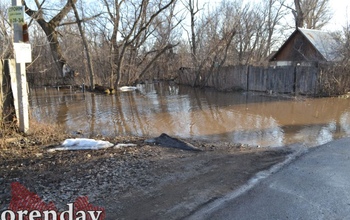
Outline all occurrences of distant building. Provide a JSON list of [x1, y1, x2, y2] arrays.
[[269, 28, 341, 66]]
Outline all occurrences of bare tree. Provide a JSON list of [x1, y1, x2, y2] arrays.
[[335, 22, 350, 64], [183, 0, 238, 85], [302, 0, 332, 29], [318, 24, 350, 96], [293, 0, 332, 29], [293, 0, 304, 28], [181, 0, 201, 85], [101, 0, 177, 87], [261, 0, 288, 59], [216, 1, 265, 66], [136, 1, 184, 82], [185, 0, 200, 68], [235, 3, 260, 65], [0, 3, 16, 124], [0, 2, 12, 59], [22, 0, 78, 77], [343, 24, 350, 63], [181, 0, 238, 86], [70, 0, 95, 89]]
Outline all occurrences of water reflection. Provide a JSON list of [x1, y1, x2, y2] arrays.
[[29, 83, 350, 147]]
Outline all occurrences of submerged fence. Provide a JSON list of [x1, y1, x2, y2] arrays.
[[178, 65, 320, 95]]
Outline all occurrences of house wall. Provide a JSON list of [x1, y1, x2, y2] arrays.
[[271, 32, 325, 62]]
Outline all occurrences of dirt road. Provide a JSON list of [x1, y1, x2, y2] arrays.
[[0, 138, 291, 219]]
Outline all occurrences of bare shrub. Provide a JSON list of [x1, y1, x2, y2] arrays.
[[318, 23, 350, 96], [318, 63, 350, 96]]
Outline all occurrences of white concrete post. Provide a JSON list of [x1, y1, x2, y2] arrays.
[[12, 0, 29, 133]]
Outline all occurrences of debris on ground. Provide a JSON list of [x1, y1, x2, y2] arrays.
[[146, 133, 202, 151], [47, 138, 114, 152]]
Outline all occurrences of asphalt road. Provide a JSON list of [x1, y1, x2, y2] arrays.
[[188, 137, 350, 220]]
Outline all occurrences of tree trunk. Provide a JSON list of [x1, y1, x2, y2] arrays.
[[23, 0, 78, 77], [136, 44, 178, 83], [189, 0, 199, 86], [71, 1, 95, 90], [0, 60, 15, 124], [294, 0, 304, 28], [105, 0, 121, 89], [40, 23, 67, 76]]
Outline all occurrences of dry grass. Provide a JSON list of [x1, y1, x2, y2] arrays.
[[0, 119, 68, 175], [0, 119, 67, 153]]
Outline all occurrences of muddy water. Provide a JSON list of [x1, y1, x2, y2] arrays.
[[29, 83, 350, 147]]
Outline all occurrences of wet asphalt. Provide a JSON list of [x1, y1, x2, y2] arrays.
[[188, 137, 350, 220]]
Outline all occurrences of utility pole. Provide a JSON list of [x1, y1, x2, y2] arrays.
[[10, 0, 30, 133]]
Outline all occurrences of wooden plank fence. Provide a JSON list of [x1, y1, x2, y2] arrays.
[[266, 66, 295, 93], [178, 65, 320, 95], [248, 66, 266, 92], [295, 66, 319, 95], [206, 66, 248, 91]]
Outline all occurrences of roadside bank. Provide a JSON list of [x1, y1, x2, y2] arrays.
[[0, 136, 292, 219]]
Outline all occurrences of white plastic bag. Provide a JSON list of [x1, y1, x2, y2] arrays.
[[48, 138, 114, 152]]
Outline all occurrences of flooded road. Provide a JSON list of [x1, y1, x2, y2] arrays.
[[29, 83, 350, 147]]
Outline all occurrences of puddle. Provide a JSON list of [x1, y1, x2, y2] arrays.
[[29, 83, 350, 147]]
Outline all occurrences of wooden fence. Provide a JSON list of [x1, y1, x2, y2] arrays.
[[178, 65, 320, 95]]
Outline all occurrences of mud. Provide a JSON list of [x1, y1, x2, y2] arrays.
[[0, 137, 291, 219]]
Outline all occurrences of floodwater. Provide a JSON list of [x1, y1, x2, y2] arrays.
[[29, 83, 350, 147]]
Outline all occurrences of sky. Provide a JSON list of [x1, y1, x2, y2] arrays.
[[196, 0, 350, 32], [325, 0, 350, 31]]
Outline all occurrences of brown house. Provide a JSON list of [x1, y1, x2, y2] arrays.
[[269, 28, 341, 66]]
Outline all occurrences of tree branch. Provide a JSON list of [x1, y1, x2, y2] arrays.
[[58, 13, 103, 26]]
